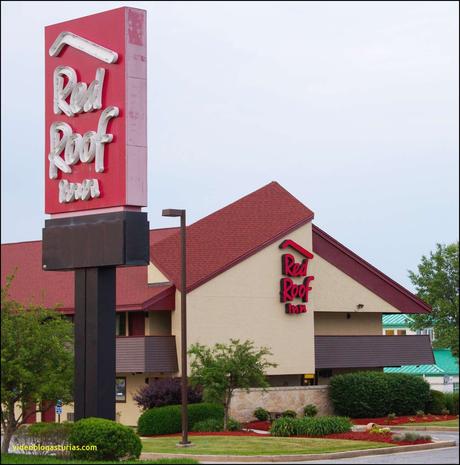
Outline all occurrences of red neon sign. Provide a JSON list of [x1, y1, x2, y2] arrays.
[[45, 7, 147, 215], [279, 239, 314, 314]]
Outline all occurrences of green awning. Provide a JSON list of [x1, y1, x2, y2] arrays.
[[384, 364, 445, 376]]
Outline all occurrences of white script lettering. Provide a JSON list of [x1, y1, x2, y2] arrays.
[[58, 179, 100, 203], [53, 65, 105, 117], [48, 106, 119, 179]]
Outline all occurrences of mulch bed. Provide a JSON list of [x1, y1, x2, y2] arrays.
[[302, 432, 431, 445], [352, 414, 458, 425], [245, 420, 271, 431], [143, 431, 266, 437]]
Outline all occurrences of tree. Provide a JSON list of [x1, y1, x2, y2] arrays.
[[408, 242, 459, 357], [1, 276, 74, 453], [188, 339, 277, 430]]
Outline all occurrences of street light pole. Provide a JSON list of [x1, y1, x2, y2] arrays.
[[162, 209, 191, 446]]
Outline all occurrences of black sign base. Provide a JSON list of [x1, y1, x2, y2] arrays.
[[42, 211, 149, 270], [42, 210, 149, 422], [74, 267, 116, 420]]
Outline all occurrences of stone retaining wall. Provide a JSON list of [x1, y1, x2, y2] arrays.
[[229, 385, 333, 422]]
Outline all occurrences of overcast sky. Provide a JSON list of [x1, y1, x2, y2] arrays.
[[1, 1, 458, 290]]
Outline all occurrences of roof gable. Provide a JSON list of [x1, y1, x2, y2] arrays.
[[151, 181, 315, 291], [1, 239, 174, 312], [312, 225, 431, 314]]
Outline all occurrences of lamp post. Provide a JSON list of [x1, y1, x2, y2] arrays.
[[162, 208, 191, 446]]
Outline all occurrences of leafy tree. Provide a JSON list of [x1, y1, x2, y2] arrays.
[[1, 276, 74, 453], [188, 339, 276, 430], [408, 242, 459, 357]]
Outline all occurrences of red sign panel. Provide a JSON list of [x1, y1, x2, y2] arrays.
[[279, 239, 314, 314], [45, 7, 147, 214]]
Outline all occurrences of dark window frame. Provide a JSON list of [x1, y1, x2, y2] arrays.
[[116, 376, 127, 403]]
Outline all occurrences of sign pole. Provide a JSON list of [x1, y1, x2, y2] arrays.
[[74, 268, 116, 420], [42, 8, 149, 423]]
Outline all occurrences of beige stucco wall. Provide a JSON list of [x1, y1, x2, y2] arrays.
[[147, 262, 169, 284], [173, 222, 316, 376], [229, 386, 333, 422], [315, 312, 382, 335], [309, 254, 402, 313], [147, 311, 172, 335]]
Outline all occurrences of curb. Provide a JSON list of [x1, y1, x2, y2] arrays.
[[140, 439, 456, 462]]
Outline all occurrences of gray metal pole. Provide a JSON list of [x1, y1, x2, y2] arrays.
[[180, 211, 190, 445]]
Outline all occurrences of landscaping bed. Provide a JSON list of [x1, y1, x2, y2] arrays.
[[142, 431, 266, 437], [141, 435, 393, 455], [304, 431, 432, 445], [352, 414, 458, 426]]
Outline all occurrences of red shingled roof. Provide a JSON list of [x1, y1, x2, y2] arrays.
[[2, 181, 430, 315], [1, 240, 174, 313], [150, 181, 315, 292]]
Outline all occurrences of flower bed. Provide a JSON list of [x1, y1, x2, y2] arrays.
[[352, 414, 458, 425], [312, 432, 431, 445]]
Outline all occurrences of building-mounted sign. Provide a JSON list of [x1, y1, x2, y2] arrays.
[[45, 7, 147, 214], [279, 239, 314, 314]]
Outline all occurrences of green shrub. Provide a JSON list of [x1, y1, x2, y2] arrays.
[[330, 371, 430, 418], [69, 417, 141, 461], [191, 418, 223, 432], [253, 407, 270, 421], [191, 417, 241, 432], [425, 390, 446, 414], [281, 410, 297, 418], [303, 404, 318, 417], [270, 416, 351, 437], [386, 373, 430, 415], [269, 417, 297, 437], [392, 432, 431, 443], [402, 431, 427, 442], [137, 403, 224, 435], [444, 392, 459, 415], [227, 418, 242, 431], [13, 423, 73, 455]]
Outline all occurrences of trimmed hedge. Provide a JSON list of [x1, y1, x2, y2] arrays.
[[329, 371, 430, 418], [426, 390, 446, 414], [270, 416, 351, 437], [444, 392, 459, 415], [386, 373, 431, 415], [69, 417, 141, 461], [137, 403, 224, 435]]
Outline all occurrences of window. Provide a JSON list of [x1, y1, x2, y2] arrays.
[[454, 383, 459, 393], [317, 369, 332, 378], [385, 330, 395, 336], [116, 377, 126, 402], [396, 330, 406, 336], [116, 313, 126, 336]]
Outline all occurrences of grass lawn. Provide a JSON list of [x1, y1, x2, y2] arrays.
[[400, 419, 459, 427], [1, 455, 197, 464], [141, 435, 394, 456]]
